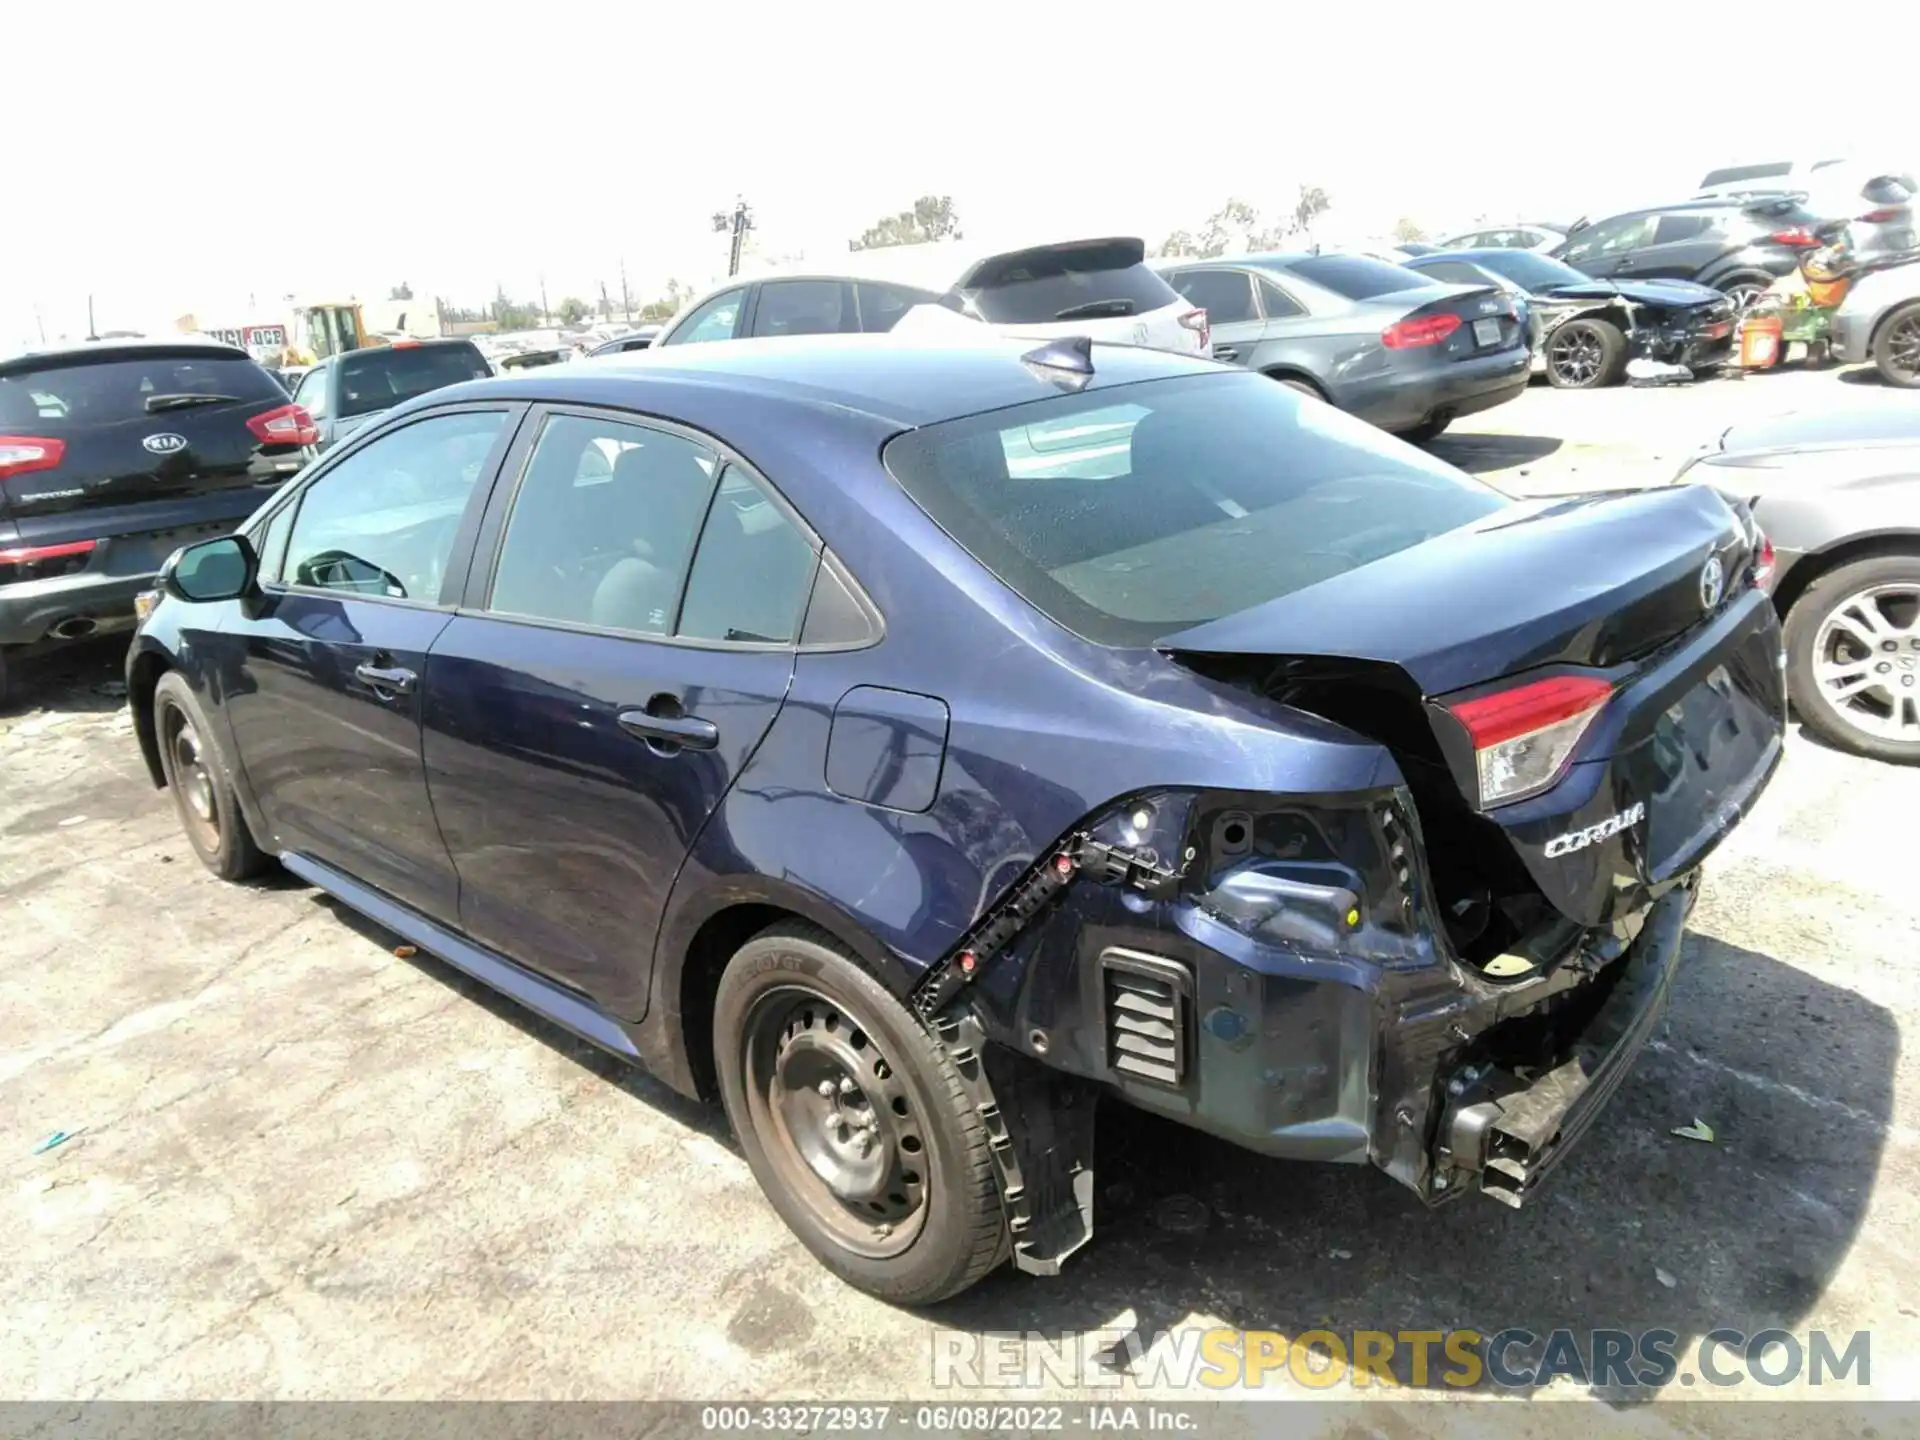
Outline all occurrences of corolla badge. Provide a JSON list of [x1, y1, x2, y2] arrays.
[[1699, 554, 1725, 611], [1543, 803, 1646, 859], [142, 433, 188, 455]]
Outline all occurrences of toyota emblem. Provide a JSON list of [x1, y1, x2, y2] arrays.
[[1699, 555, 1725, 611], [142, 433, 188, 456]]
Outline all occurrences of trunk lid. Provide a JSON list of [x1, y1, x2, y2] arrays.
[[1163, 484, 1785, 931], [0, 344, 296, 520], [1386, 286, 1528, 362], [1160, 485, 1752, 695]]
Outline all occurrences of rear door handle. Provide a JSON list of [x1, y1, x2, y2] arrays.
[[354, 662, 417, 696], [1212, 345, 1239, 361], [618, 707, 719, 752]]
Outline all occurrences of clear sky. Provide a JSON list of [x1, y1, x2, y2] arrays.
[[7, 0, 1912, 344]]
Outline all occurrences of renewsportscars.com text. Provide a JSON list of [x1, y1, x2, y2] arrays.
[[932, 1327, 1871, 1391]]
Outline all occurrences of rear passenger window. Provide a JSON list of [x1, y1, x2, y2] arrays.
[[678, 467, 817, 644], [488, 415, 719, 635], [1652, 214, 1712, 244], [1168, 270, 1255, 324], [1258, 280, 1304, 318], [751, 281, 853, 338]]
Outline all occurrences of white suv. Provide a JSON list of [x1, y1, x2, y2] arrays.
[[643, 238, 1210, 357]]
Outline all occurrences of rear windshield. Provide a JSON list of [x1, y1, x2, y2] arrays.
[[337, 344, 493, 417], [0, 350, 282, 430], [1700, 162, 1793, 187], [962, 256, 1181, 326], [882, 370, 1508, 646], [1269, 255, 1436, 301]]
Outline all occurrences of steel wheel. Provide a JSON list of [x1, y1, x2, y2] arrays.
[[1811, 581, 1920, 744], [162, 701, 220, 849], [741, 986, 930, 1259]]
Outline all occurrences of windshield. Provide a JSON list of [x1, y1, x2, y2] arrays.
[[1469, 250, 1594, 293], [882, 371, 1508, 647], [336, 344, 493, 418]]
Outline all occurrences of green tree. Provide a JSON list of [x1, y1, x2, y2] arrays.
[[1289, 184, 1332, 241], [1392, 216, 1428, 244], [850, 194, 962, 251], [556, 296, 589, 325], [388, 281, 414, 301]]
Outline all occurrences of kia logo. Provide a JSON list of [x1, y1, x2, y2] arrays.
[[143, 433, 188, 456]]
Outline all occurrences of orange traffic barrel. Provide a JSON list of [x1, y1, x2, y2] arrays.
[[1739, 315, 1784, 368]]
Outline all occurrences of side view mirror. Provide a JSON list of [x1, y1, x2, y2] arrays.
[[160, 534, 259, 604]]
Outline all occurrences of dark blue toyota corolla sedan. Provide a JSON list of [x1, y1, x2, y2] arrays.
[[128, 334, 1785, 1303]]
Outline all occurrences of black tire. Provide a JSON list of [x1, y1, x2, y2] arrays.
[[0, 647, 12, 713], [1544, 317, 1625, 388], [1871, 300, 1920, 389], [1783, 553, 1920, 764], [153, 671, 273, 880], [1398, 416, 1450, 444], [714, 922, 1008, 1304]]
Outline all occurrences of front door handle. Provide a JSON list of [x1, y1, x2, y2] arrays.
[[618, 706, 719, 752], [355, 662, 417, 696], [1212, 345, 1239, 361]]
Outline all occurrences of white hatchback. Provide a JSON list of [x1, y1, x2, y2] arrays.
[[643, 238, 1211, 358]]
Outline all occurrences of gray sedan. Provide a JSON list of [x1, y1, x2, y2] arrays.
[[1156, 253, 1529, 442], [1675, 404, 1920, 761]]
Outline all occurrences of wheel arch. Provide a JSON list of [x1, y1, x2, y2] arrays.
[[129, 645, 174, 788], [1868, 296, 1920, 352], [1773, 530, 1920, 621], [649, 874, 918, 1103], [1258, 364, 1328, 399]]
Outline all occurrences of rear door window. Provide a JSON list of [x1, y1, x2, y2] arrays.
[[336, 345, 491, 419], [1167, 270, 1256, 324], [1652, 214, 1713, 244], [1258, 279, 1305, 319], [884, 370, 1505, 646], [751, 281, 854, 338], [1274, 255, 1434, 301], [677, 466, 818, 644], [488, 414, 719, 635], [0, 350, 284, 432]]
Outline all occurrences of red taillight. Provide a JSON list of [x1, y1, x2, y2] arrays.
[[0, 539, 95, 565], [1179, 307, 1210, 352], [1857, 208, 1902, 223], [391, 338, 422, 349], [1769, 227, 1820, 247], [246, 404, 320, 448], [0, 435, 66, 482], [1752, 532, 1776, 589], [1446, 674, 1614, 807], [1382, 313, 1461, 349]]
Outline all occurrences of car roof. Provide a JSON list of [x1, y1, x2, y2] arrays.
[[424, 333, 1221, 430], [1416, 248, 1525, 263], [0, 336, 252, 377]]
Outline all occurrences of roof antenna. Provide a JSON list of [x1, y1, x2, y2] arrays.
[[1020, 335, 1095, 391]]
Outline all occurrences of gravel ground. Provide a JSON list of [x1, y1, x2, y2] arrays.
[[3, 367, 1916, 1429]]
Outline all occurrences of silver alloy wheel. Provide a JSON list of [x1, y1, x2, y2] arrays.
[[1723, 281, 1767, 314], [1548, 324, 1605, 385], [1886, 312, 1920, 383], [1812, 581, 1920, 743]]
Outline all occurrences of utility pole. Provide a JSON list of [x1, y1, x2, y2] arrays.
[[619, 257, 631, 321], [33, 304, 46, 344], [86, 294, 98, 342], [598, 280, 612, 320], [711, 197, 755, 279], [539, 274, 550, 328]]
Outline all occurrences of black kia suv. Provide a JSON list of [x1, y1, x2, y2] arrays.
[[0, 339, 312, 705]]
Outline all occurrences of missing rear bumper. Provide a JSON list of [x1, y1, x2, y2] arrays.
[[1434, 880, 1695, 1207]]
